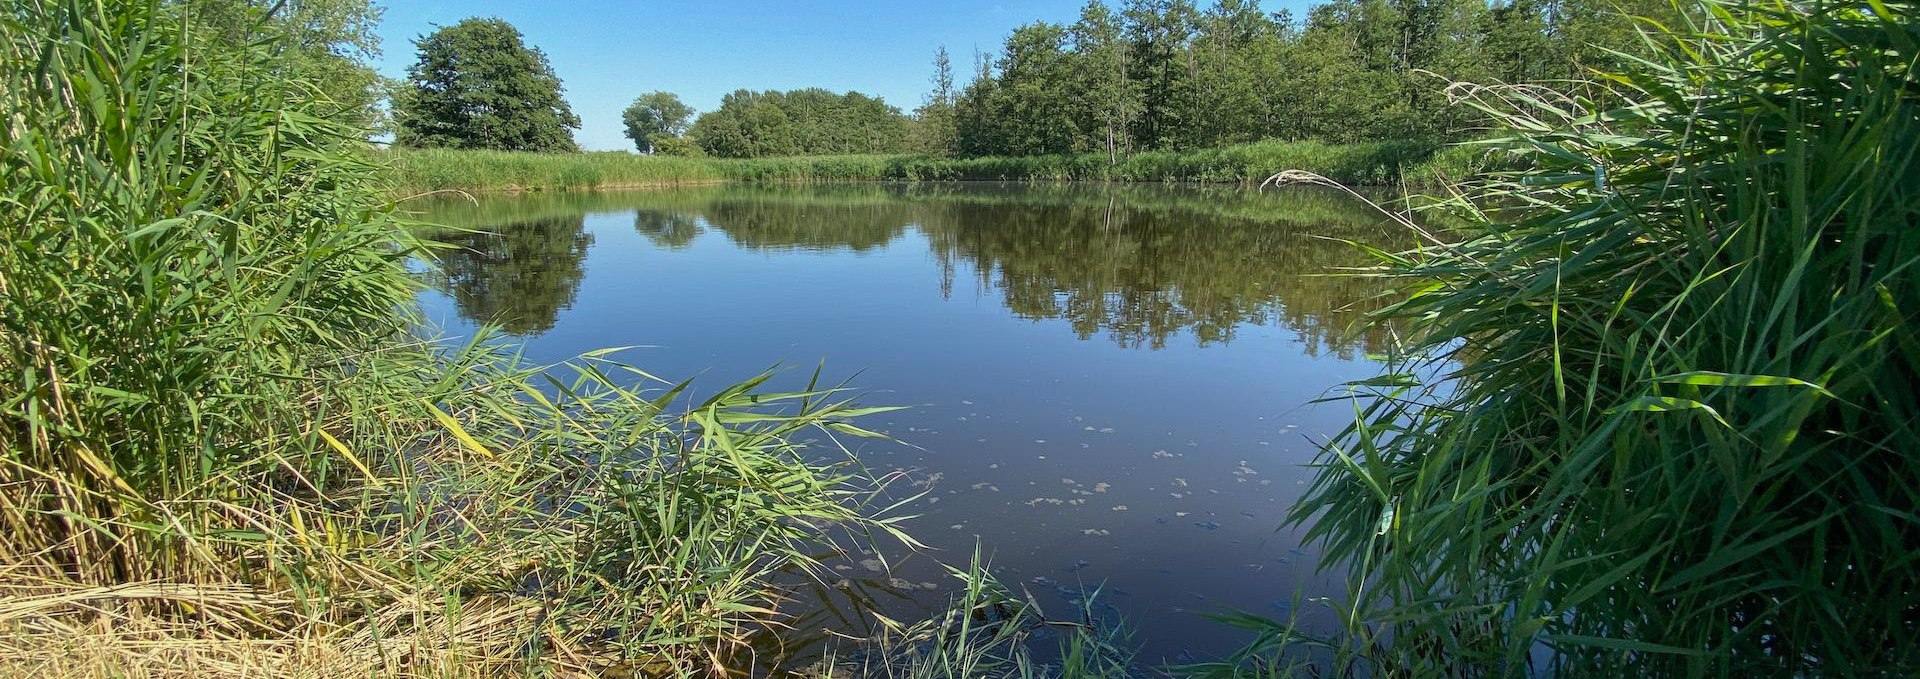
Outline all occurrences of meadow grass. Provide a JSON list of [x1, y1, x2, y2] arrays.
[[383, 139, 1487, 195], [0, 2, 912, 676], [1215, 1, 1920, 676]]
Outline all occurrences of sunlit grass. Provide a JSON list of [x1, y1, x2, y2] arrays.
[[1233, 1, 1920, 676], [382, 139, 1489, 194], [0, 2, 911, 676]]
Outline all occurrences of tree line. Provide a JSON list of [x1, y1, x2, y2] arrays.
[[930, 0, 1675, 158], [237, 0, 1673, 159]]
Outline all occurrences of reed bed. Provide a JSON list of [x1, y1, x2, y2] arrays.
[[1224, 1, 1920, 676], [382, 139, 1485, 195], [0, 2, 910, 676]]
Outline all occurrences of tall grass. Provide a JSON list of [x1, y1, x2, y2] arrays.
[[1251, 1, 1920, 676], [383, 139, 1485, 195], [837, 549, 1133, 679], [0, 2, 909, 676]]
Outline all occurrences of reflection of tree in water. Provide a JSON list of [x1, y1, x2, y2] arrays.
[[429, 215, 592, 335], [700, 199, 912, 253], [633, 209, 701, 249], [414, 184, 1406, 354], [918, 196, 1406, 355]]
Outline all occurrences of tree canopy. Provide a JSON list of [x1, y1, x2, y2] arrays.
[[621, 91, 695, 153], [688, 88, 911, 158], [394, 17, 580, 152], [928, 0, 1679, 158]]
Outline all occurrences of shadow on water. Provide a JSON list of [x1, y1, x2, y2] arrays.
[[409, 182, 1417, 670]]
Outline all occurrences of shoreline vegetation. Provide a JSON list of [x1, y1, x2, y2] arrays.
[[1, 2, 915, 676], [384, 140, 1488, 195], [6, 0, 1917, 677]]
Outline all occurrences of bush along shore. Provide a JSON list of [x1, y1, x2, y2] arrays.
[[384, 139, 1491, 195], [0, 2, 913, 676]]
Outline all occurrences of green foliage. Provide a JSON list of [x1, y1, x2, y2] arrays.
[[651, 134, 707, 157], [840, 549, 1134, 679], [1270, 1, 1920, 675], [1, 1, 906, 673], [690, 88, 912, 158], [393, 17, 580, 152], [622, 90, 696, 153], [387, 148, 726, 192], [187, 0, 388, 131], [384, 138, 1467, 194], [949, 0, 1683, 157], [911, 46, 961, 157]]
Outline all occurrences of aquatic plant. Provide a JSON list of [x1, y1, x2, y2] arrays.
[[0, 1, 907, 675], [381, 139, 1483, 195], [1252, 1, 1920, 676]]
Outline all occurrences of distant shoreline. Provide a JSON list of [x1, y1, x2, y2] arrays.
[[382, 140, 1485, 195]]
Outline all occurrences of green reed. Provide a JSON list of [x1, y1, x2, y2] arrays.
[[382, 139, 1485, 195], [1231, 1, 1920, 676], [0, 1, 910, 675]]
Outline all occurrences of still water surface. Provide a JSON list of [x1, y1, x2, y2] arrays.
[[413, 182, 1406, 664]]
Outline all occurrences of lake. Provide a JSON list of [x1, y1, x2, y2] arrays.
[[412, 182, 1408, 665]]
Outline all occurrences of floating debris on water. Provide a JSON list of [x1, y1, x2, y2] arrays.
[[1172, 478, 1189, 487], [1195, 521, 1221, 530], [927, 497, 940, 504], [1152, 450, 1175, 459], [970, 482, 1000, 491], [961, 400, 974, 405], [860, 559, 885, 572], [1081, 528, 1110, 536], [988, 463, 999, 469], [1025, 497, 1066, 506], [1092, 482, 1111, 493], [1062, 478, 1077, 485], [1098, 427, 1114, 433], [1032, 576, 1057, 587], [950, 524, 966, 530], [1112, 505, 1128, 511]]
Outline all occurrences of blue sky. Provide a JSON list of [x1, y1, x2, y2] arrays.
[[373, 1, 1097, 151], [374, 1, 1323, 152]]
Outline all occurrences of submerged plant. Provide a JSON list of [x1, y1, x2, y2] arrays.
[[1266, 1, 1919, 676]]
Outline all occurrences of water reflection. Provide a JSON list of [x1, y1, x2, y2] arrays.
[[425, 215, 593, 336], [415, 183, 1406, 354]]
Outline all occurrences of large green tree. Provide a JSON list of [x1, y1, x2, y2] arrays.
[[621, 91, 695, 154], [393, 18, 579, 152]]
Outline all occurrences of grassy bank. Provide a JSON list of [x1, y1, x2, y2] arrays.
[[385, 139, 1487, 195], [1, 2, 906, 677]]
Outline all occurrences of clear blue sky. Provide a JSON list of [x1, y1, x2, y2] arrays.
[[372, 1, 1312, 152]]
